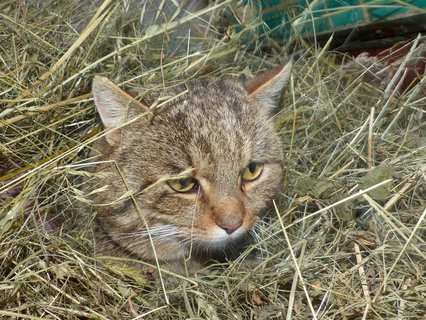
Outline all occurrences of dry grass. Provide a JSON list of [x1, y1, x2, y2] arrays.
[[1, 0, 425, 319]]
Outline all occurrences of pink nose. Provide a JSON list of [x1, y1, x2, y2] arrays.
[[218, 221, 243, 234]]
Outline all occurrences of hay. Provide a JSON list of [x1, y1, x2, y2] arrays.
[[1, 0, 425, 319]]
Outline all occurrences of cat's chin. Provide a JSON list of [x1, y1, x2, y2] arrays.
[[190, 234, 252, 263]]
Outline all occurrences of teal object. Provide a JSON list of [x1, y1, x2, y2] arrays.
[[243, 0, 426, 41]]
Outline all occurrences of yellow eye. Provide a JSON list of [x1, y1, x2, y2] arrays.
[[167, 177, 197, 193], [242, 163, 263, 181]]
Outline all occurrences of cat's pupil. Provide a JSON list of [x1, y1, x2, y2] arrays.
[[179, 178, 190, 187], [248, 163, 257, 174]]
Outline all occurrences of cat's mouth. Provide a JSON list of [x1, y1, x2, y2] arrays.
[[186, 227, 254, 261], [210, 225, 246, 241], [145, 220, 254, 256], [187, 224, 251, 252], [186, 213, 259, 250]]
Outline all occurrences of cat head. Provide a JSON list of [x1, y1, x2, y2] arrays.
[[90, 62, 291, 263]]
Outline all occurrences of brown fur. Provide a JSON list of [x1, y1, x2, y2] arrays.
[[88, 62, 291, 273]]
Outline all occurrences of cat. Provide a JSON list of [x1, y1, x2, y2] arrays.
[[88, 61, 292, 274]]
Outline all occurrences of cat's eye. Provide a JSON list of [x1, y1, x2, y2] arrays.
[[167, 177, 198, 193], [241, 163, 263, 182]]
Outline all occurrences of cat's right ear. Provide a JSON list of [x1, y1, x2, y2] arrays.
[[92, 76, 149, 146]]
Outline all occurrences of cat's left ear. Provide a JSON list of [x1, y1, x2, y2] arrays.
[[245, 61, 292, 109]]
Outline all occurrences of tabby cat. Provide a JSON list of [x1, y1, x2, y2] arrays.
[[89, 61, 291, 273]]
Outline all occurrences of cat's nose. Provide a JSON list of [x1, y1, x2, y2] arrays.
[[218, 221, 243, 234]]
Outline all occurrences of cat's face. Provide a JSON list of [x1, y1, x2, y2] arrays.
[[90, 63, 291, 263]]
